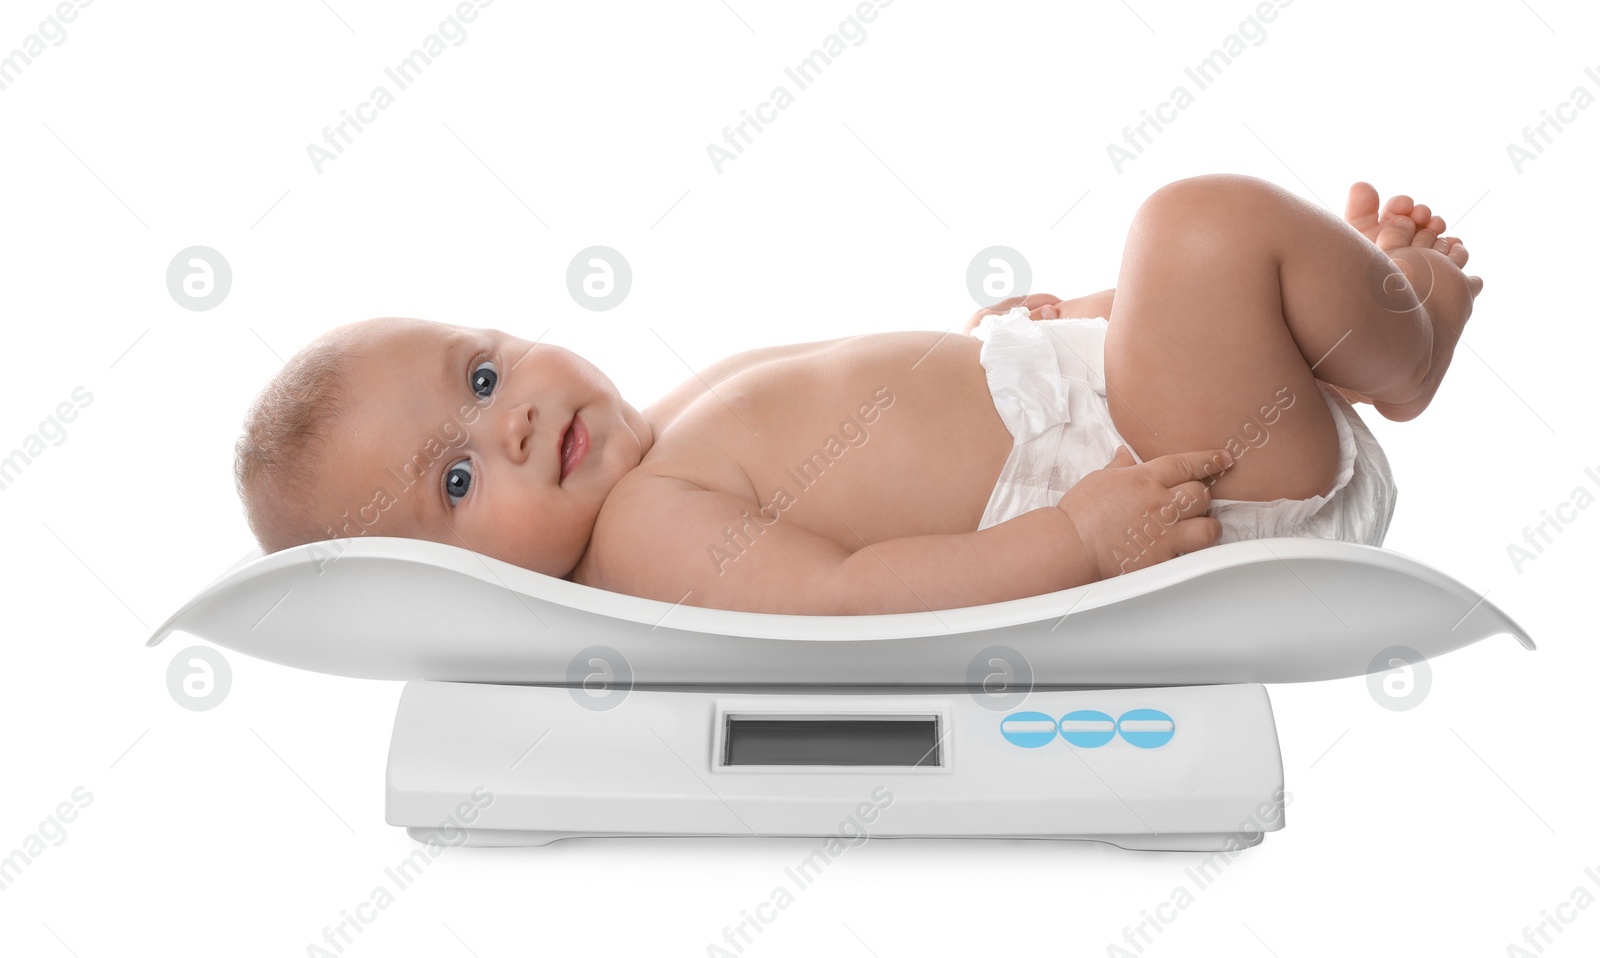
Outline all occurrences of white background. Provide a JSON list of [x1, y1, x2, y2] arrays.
[[1, 0, 1594, 955]]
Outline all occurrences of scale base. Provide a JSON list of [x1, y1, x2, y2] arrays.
[[405, 827, 1266, 852], [387, 682, 1286, 852]]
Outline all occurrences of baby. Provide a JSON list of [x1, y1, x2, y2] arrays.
[[234, 174, 1481, 614]]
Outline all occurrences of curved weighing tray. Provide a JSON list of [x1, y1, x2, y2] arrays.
[[146, 535, 1533, 687]]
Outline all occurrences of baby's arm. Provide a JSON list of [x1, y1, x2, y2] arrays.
[[589, 475, 1097, 615], [590, 446, 1228, 615]]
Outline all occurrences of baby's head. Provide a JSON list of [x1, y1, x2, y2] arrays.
[[233, 317, 652, 577]]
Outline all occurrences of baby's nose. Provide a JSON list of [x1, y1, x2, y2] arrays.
[[501, 402, 536, 460]]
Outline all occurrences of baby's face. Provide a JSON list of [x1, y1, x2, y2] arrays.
[[308, 318, 650, 577]]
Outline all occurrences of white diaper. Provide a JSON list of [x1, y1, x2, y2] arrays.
[[972, 306, 1397, 547]]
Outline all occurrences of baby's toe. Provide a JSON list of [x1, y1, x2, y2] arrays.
[[1410, 208, 1446, 248], [1383, 194, 1416, 220], [1344, 181, 1381, 238], [1445, 238, 1470, 268], [1374, 207, 1418, 251]]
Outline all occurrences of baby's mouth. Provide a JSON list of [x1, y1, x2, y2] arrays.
[[558, 412, 586, 482], [559, 418, 573, 475]]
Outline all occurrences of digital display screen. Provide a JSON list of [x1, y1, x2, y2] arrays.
[[722, 716, 941, 767]]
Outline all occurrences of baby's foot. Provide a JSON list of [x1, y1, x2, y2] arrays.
[[1335, 182, 1482, 420], [1344, 182, 1477, 289], [1343, 182, 1468, 264]]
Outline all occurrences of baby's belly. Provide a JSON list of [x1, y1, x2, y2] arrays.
[[651, 331, 1014, 547]]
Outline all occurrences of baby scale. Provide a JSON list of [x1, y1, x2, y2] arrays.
[[147, 536, 1532, 851]]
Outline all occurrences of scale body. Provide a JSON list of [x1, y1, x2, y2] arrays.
[[387, 681, 1285, 851], [145, 535, 1533, 851]]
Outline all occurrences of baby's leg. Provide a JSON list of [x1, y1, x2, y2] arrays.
[[1104, 173, 1471, 502]]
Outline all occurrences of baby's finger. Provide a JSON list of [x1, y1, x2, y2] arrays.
[[1145, 448, 1233, 486], [1168, 479, 1212, 517], [969, 294, 1044, 332], [968, 297, 1022, 324], [1016, 294, 1063, 320], [1105, 444, 1138, 468], [1171, 516, 1224, 556], [985, 293, 1059, 315]]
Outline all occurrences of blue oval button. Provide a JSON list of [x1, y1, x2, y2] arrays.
[[1059, 710, 1117, 748], [1000, 711, 1058, 748], [1117, 709, 1175, 748]]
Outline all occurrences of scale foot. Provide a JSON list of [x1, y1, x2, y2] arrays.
[[404, 827, 1270, 852]]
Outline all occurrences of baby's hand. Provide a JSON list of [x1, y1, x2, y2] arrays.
[[964, 293, 1062, 335], [1056, 446, 1232, 579]]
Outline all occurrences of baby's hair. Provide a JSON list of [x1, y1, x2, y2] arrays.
[[234, 332, 362, 555]]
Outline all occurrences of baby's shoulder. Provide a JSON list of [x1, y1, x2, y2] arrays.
[[581, 468, 747, 600]]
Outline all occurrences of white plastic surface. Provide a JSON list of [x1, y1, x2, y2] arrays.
[[385, 682, 1285, 851], [145, 535, 1532, 686]]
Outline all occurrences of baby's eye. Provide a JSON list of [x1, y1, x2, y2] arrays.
[[443, 458, 473, 507], [470, 358, 498, 399]]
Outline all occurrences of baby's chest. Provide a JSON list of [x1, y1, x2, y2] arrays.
[[647, 336, 1015, 538]]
